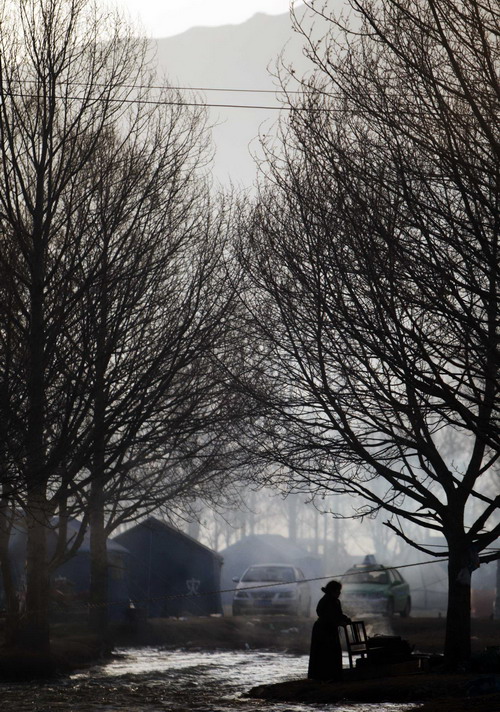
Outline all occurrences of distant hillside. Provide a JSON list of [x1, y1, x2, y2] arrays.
[[153, 11, 312, 188]]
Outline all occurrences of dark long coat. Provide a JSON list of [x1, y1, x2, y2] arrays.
[[308, 594, 350, 681]]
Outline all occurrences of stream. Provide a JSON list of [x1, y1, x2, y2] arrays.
[[0, 648, 422, 711]]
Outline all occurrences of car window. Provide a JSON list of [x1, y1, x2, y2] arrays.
[[241, 566, 296, 583], [392, 569, 403, 582], [296, 568, 305, 580], [343, 568, 389, 585]]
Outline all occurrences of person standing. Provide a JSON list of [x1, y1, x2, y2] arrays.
[[308, 579, 351, 681]]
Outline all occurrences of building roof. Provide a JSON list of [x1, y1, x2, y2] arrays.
[[52, 517, 129, 554], [114, 516, 223, 560]]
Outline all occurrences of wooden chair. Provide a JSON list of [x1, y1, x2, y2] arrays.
[[343, 620, 369, 668]]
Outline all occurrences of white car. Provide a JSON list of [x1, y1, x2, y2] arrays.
[[232, 563, 311, 616]]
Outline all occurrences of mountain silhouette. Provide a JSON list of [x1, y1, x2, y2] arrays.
[[153, 11, 313, 188]]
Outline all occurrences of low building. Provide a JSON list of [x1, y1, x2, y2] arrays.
[[52, 519, 131, 620], [0, 516, 130, 621], [114, 517, 223, 618]]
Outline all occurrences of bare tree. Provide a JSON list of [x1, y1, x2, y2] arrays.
[[61, 111, 234, 633], [28, 99, 250, 636], [235, 0, 500, 667], [0, 0, 162, 652]]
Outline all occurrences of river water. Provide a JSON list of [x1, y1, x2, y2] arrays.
[[0, 647, 421, 711]]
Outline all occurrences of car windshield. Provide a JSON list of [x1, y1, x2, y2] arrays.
[[241, 566, 295, 583], [343, 569, 389, 585]]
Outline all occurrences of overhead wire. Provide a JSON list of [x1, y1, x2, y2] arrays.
[[73, 556, 452, 610], [5, 91, 288, 111], [13, 77, 306, 94], [3, 78, 341, 112], [0, 87, 432, 115]]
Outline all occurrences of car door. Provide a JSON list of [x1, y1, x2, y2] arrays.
[[389, 569, 408, 612]]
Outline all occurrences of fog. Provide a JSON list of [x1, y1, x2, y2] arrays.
[[164, 483, 497, 620]]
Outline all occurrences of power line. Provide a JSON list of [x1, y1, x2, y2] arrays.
[[68, 556, 452, 610], [14, 77, 304, 95], [0, 89, 458, 116], [6, 91, 287, 111], [4, 89, 364, 113], [158, 86, 297, 95], [4, 79, 336, 112], [6, 81, 424, 114]]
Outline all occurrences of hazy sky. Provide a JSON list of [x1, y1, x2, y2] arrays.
[[115, 0, 301, 38]]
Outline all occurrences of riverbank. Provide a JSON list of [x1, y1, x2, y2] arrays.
[[247, 671, 500, 712], [0, 633, 110, 679], [1, 613, 499, 711], [113, 613, 500, 657], [114, 615, 500, 712], [3, 613, 498, 662]]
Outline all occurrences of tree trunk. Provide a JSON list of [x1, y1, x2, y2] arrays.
[[444, 545, 472, 668], [0, 501, 19, 646], [313, 509, 319, 556], [89, 277, 110, 640], [89, 478, 109, 639], [21, 487, 50, 653], [494, 559, 500, 620], [287, 496, 298, 542], [0, 548, 19, 646], [21, 206, 50, 653]]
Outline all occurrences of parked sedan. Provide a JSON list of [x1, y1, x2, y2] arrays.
[[232, 563, 311, 617], [341, 561, 411, 617]]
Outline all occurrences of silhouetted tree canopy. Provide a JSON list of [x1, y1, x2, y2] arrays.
[[236, 0, 500, 667], [0, 0, 244, 651]]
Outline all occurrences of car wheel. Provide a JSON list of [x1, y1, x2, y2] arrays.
[[400, 597, 411, 618], [232, 605, 241, 616], [385, 598, 395, 617]]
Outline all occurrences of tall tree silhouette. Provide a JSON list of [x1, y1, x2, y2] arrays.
[[236, 0, 500, 667]]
